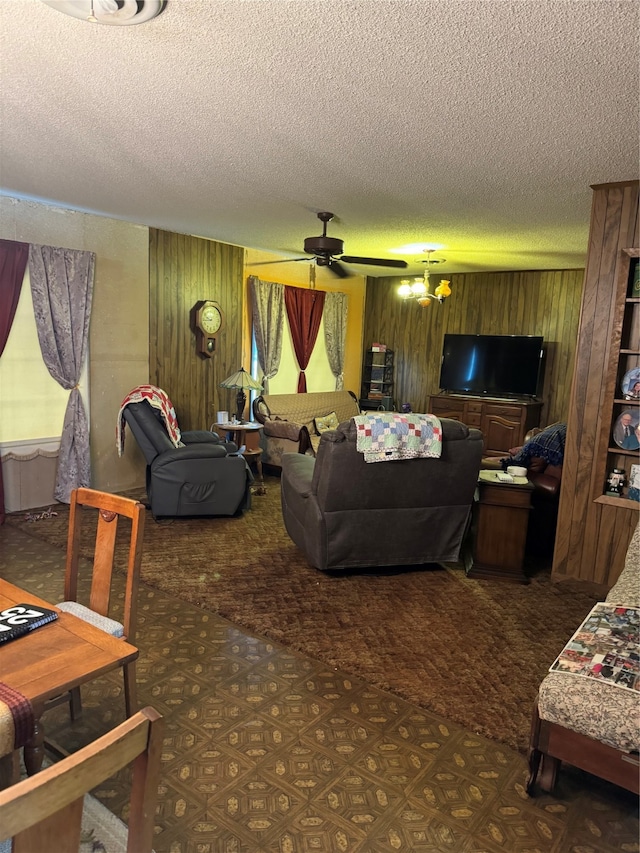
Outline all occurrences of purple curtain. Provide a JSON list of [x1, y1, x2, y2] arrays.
[[284, 286, 326, 393], [0, 240, 29, 524], [28, 245, 95, 503]]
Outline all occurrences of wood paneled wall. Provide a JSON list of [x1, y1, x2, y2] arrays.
[[553, 181, 639, 588], [149, 228, 585, 436], [149, 230, 245, 431], [363, 269, 584, 427]]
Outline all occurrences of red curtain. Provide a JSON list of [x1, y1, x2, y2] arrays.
[[0, 240, 29, 524], [284, 286, 326, 393]]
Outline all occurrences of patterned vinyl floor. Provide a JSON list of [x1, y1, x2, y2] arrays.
[[1, 522, 638, 852]]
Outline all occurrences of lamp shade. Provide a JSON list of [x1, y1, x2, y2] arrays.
[[219, 367, 263, 392], [219, 367, 263, 422]]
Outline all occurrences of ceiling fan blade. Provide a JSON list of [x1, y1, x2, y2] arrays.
[[339, 255, 408, 268], [246, 257, 309, 266], [327, 260, 350, 278]]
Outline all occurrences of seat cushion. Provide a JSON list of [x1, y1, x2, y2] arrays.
[[58, 602, 124, 638], [537, 522, 640, 751], [538, 672, 640, 751]]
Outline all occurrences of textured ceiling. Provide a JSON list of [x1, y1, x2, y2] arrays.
[[0, 0, 638, 276]]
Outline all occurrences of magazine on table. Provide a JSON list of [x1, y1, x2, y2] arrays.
[[549, 602, 639, 692], [0, 603, 59, 645]]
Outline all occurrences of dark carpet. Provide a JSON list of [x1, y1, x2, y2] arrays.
[[6, 478, 599, 753]]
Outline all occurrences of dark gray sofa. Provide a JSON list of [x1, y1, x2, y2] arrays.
[[280, 417, 483, 571], [122, 400, 252, 518]]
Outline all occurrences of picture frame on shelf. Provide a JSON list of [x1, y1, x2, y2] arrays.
[[631, 260, 640, 298], [621, 367, 640, 400], [629, 464, 640, 502], [612, 410, 640, 450]]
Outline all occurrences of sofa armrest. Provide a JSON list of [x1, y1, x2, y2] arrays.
[[263, 418, 305, 441], [182, 429, 223, 444], [181, 430, 238, 454], [528, 471, 561, 498], [280, 452, 316, 497], [151, 443, 228, 469]]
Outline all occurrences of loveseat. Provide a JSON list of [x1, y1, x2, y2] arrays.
[[252, 390, 360, 470], [280, 416, 483, 571], [527, 521, 640, 795]]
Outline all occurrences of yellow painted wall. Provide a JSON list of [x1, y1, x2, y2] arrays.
[[244, 249, 365, 397]]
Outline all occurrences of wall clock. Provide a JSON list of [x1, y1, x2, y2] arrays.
[[193, 300, 223, 357]]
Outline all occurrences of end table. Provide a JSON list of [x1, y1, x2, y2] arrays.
[[467, 470, 534, 583], [211, 421, 265, 494]]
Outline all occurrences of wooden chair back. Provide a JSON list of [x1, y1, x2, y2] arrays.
[[0, 706, 163, 853], [65, 488, 146, 645]]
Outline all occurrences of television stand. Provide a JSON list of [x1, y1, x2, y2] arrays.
[[428, 394, 543, 456]]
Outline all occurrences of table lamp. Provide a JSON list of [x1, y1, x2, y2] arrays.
[[219, 367, 263, 423]]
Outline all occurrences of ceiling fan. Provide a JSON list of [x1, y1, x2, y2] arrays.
[[254, 212, 409, 278]]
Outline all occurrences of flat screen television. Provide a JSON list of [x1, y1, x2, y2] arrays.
[[439, 334, 544, 399]]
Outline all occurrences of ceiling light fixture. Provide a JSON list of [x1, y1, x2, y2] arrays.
[[398, 249, 451, 306], [41, 0, 167, 26]]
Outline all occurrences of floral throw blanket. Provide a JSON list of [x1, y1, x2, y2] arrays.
[[116, 384, 182, 457], [353, 413, 442, 463]]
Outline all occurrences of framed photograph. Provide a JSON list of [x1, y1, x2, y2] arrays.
[[629, 464, 640, 502], [612, 410, 640, 450], [631, 261, 640, 298], [621, 367, 640, 400]]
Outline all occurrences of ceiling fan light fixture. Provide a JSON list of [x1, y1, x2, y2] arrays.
[[389, 242, 445, 255], [296, 211, 408, 278], [40, 0, 167, 25]]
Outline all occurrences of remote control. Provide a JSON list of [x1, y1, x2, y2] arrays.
[[496, 472, 514, 483]]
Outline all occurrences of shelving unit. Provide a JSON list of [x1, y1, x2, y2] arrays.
[[603, 251, 640, 500], [553, 179, 639, 589], [360, 348, 394, 411]]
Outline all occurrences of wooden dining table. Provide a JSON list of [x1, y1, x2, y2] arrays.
[[0, 578, 138, 786]]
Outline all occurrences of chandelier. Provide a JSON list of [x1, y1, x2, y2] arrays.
[[398, 250, 451, 306]]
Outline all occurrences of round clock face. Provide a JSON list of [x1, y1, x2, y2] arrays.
[[200, 303, 222, 335]]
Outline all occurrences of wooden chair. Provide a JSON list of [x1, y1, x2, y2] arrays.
[[0, 706, 163, 853], [51, 488, 146, 720]]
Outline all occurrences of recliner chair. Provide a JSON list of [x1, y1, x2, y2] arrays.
[[508, 426, 563, 558], [122, 400, 252, 518]]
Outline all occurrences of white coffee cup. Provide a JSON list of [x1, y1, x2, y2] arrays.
[[507, 465, 528, 478], [216, 411, 229, 424]]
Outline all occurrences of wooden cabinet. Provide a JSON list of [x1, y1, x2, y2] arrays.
[[468, 476, 534, 583], [553, 180, 639, 590], [428, 394, 542, 455], [360, 348, 394, 410]]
